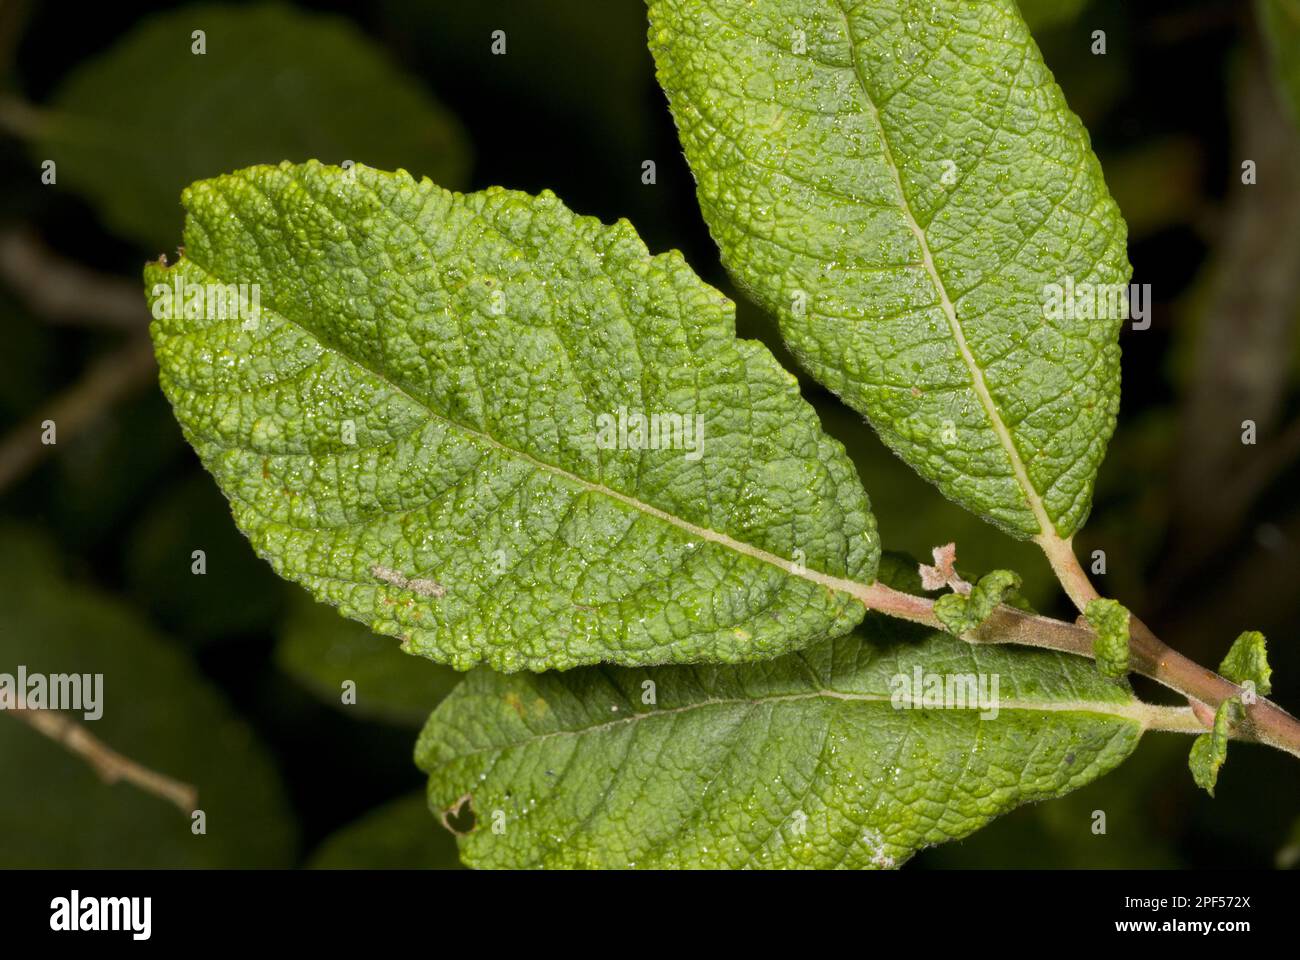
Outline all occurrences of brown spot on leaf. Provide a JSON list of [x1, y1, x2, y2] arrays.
[[370, 564, 446, 598], [406, 578, 446, 598]]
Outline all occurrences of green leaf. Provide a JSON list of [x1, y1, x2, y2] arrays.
[[1189, 698, 1241, 798], [276, 589, 462, 726], [1085, 598, 1130, 679], [37, 3, 470, 250], [0, 526, 295, 867], [308, 792, 463, 869], [933, 569, 1022, 636], [145, 161, 879, 672], [416, 597, 1144, 869], [919, 735, 1186, 868], [648, 0, 1131, 538], [825, 407, 1061, 609], [1259, 0, 1300, 130], [1218, 630, 1272, 696]]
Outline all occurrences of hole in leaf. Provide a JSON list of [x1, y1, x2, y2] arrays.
[[441, 793, 476, 835]]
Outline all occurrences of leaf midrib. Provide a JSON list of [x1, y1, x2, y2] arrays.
[[174, 253, 875, 604], [428, 686, 1147, 768], [833, 1, 1056, 539]]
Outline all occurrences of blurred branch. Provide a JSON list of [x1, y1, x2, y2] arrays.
[[0, 226, 149, 329], [0, 335, 155, 493], [1149, 2, 1243, 45], [1220, 413, 1300, 519], [1158, 47, 1300, 601], [0, 0, 30, 79], [0, 224, 157, 493], [1163, 504, 1300, 664], [9, 694, 198, 815], [0, 92, 46, 138]]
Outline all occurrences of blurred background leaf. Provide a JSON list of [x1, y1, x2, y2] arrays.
[[1018, 0, 1091, 33], [276, 589, 462, 726], [0, 525, 296, 867], [1279, 814, 1300, 868], [1259, 0, 1300, 127], [32, 2, 471, 251], [125, 473, 282, 647], [307, 792, 462, 869]]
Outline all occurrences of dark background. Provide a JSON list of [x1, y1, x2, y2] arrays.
[[1, 0, 1297, 868]]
